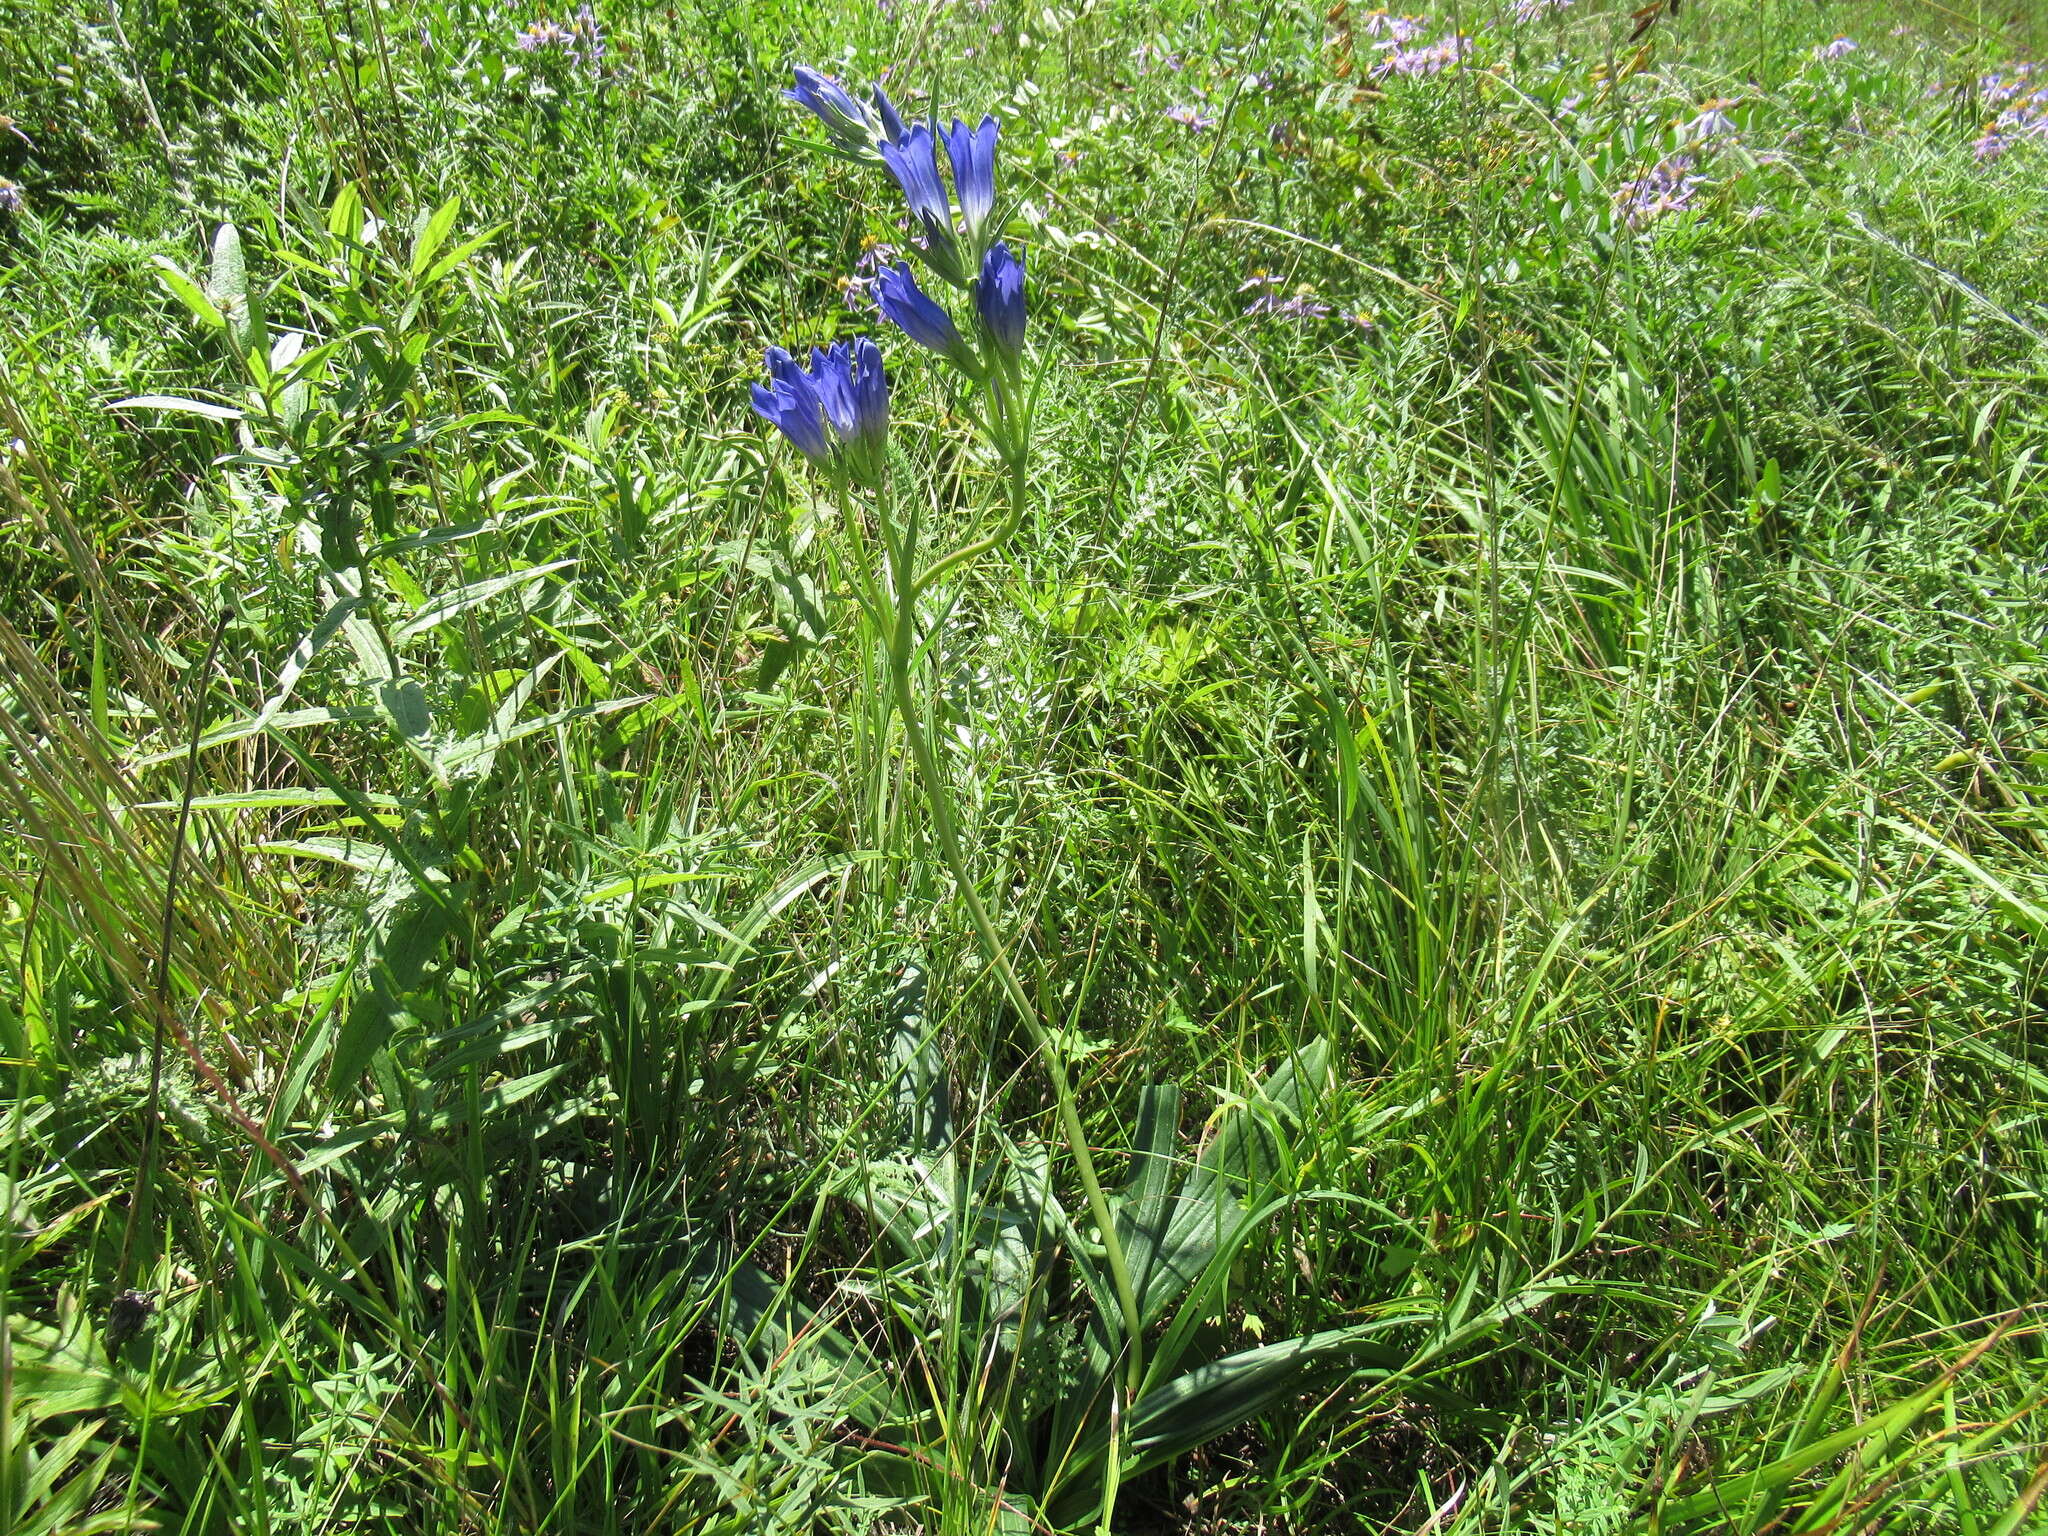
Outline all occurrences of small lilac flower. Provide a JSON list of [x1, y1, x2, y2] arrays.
[[1374, 32, 1468, 78], [1512, 0, 1572, 21], [1242, 274, 1330, 321], [751, 346, 832, 463], [1613, 153, 1701, 226], [944, 115, 999, 239], [1813, 36, 1856, 61], [843, 241, 904, 312], [1359, 11, 1428, 44], [976, 241, 1026, 360], [1166, 104, 1216, 130], [1678, 98, 1738, 143], [876, 262, 977, 371], [516, 19, 575, 51], [573, 2, 604, 70], [1973, 125, 2011, 162], [0, 180, 22, 213]]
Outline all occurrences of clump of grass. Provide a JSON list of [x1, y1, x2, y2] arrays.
[[3, 1, 2046, 1532]]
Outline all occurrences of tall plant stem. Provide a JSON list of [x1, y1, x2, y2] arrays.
[[880, 452, 1149, 1414]]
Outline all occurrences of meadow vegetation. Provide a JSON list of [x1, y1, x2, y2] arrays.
[[2, 0, 2047, 1530]]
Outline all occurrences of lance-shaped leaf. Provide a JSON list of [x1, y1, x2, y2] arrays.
[[1140, 1040, 1332, 1322]]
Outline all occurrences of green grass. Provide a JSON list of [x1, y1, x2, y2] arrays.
[[3, 0, 2047, 1530]]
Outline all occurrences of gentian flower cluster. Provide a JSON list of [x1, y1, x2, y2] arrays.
[[753, 69, 1034, 475], [750, 340, 890, 484]]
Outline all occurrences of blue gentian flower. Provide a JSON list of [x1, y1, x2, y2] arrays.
[[872, 84, 910, 145], [751, 346, 832, 462], [751, 342, 889, 476], [880, 125, 965, 282], [976, 241, 1026, 361], [944, 116, 999, 238], [785, 67, 876, 155], [811, 343, 861, 439], [849, 337, 889, 444], [876, 262, 977, 373]]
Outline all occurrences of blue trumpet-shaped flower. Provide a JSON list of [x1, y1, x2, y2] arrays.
[[784, 67, 876, 155], [876, 263, 979, 374], [944, 116, 999, 239], [751, 347, 832, 463], [751, 342, 889, 474], [975, 241, 1026, 362], [881, 125, 965, 283], [849, 336, 889, 444], [807, 339, 890, 447], [872, 84, 910, 146]]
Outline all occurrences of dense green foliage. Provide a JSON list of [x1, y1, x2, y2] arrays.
[[4, 0, 2047, 1530]]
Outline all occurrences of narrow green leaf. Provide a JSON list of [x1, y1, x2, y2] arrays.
[[409, 195, 462, 280]]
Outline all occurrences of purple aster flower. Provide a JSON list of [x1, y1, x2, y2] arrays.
[[976, 241, 1025, 361], [1813, 36, 1857, 61], [516, 18, 576, 51], [1679, 98, 1738, 143], [1973, 126, 2011, 162], [843, 241, 904, 312], [943, 115, 999, 239], [573, 2, 604, 70], [1374, 32, 1469, 79], [1166, 104, 1216, 130], [1613, 154, 1701, 226], [0, 180, 22, 213], [1512, 0, 1572, 21], [876, 262, 978, 372], [1241, 275, 1330, 321]]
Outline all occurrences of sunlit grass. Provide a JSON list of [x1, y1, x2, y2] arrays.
[[2, 0, 2046, 1531]]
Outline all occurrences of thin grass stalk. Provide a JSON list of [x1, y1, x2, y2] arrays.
[[877, 447, 1149, 1449]]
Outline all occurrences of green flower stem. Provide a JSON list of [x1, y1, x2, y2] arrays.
[[876, 451, 1149, 1416]]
